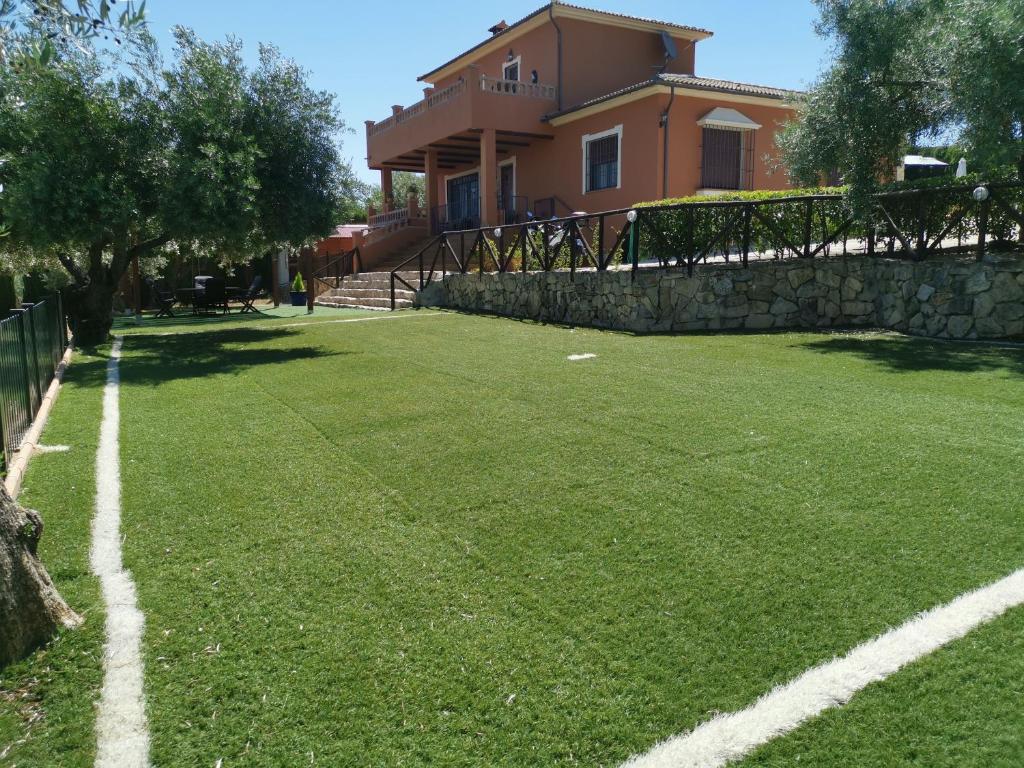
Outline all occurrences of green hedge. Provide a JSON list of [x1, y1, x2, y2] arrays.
[[628, 180, 1022, 264]]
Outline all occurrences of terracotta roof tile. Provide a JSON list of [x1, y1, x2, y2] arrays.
[[544, 74, 800, 120]]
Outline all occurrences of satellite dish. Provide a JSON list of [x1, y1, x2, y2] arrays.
[[660, 30, 678, 61]]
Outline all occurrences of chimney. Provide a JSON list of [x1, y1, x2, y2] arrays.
[[488, 20, 509, 36]]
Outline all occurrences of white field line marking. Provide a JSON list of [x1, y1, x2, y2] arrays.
[[567, 353, 597, 361], [152, 311, 449, 336], [622, 567, 1024, 768], [34, 444, 70, 454], [90, 337, 150, 768]]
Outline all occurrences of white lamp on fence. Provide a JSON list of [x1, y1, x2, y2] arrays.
[[973, 186, 990, 202], [626, 210, 638, 224], [493, 228, 503, 239]]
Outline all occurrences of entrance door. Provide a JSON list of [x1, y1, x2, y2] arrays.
[[499, 163, 516, 223], [446, 173, 479, 229]]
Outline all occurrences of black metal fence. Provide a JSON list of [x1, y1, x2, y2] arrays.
[[0, 295, 68, 465], [389, 181, 1024, 309]]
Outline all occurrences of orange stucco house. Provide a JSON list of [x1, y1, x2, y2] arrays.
[[359, 1, 799, 269]]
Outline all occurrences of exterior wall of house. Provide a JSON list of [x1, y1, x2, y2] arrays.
[[429, 16, 697, 108], [432, 92, 796, 216], [666, 94, 797, 197]]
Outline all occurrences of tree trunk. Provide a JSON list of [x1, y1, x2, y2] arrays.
[[0, 487, 82, 667], [63, 272, 118, 347]]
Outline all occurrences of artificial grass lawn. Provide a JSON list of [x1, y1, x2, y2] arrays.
[[6, 311, 1024, 766], [0, 350, 108, 767]]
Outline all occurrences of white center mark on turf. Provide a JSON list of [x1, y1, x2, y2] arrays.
[[622, 567, 1024, 768], [90, 336, 150, 768], [567, 353, 597, 361]]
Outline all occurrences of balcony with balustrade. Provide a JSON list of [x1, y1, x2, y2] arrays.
[[365, 66, 558, 174]]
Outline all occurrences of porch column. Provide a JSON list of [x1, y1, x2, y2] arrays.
[[424, 148, 440, 230], [381, 168, 394, 212], [480, 127, 498, 227]]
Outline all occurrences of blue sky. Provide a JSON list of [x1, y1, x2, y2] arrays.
[[144, 1, 833, 185]]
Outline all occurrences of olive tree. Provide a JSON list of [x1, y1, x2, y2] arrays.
[[0, 28, 353, 344], [780, 0, 1024, 203]]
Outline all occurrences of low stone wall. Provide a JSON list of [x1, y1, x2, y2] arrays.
[[434, 253, 1024, 339]]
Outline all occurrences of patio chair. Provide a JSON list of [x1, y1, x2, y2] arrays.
[[149, 280, 177, 318], [198, 277, 228, 315], [230, 275, 264, 314]]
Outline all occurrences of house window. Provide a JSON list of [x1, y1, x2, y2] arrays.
[[583, 125, 622, 193], [701, 127, 754, 190], [503, 57, 520, 82]]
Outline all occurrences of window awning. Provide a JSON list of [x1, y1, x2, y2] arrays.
[[697, 107, 762, 131]]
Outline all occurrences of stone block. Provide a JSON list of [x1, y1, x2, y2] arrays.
[[842, 276, 864, 301], [995, 302, 1024, 322], [991, 272, 1024, 303], [713, 277, 734, 296], [787, 265, 815, 289], [973, 292, 995, 318], [963, 271, 992, 294], [841, 300, 874, 316], [745, 314, 775, 330], [947, 315, 973, 339], [974, 317, 1006, 338], [771, 297, 799, 315]]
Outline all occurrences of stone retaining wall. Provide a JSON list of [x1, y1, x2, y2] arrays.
[[432, 254, 1024, 339]]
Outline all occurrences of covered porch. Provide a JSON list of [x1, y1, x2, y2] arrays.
[[374, 128, 555, 234]]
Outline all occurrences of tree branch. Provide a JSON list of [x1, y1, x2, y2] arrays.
[[127, 233, 172, 258], [56, 250, 88, 285]]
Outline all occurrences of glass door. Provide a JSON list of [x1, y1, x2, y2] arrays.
[[446, 173, 480, 229]]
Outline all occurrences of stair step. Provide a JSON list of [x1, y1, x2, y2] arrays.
[[318, 295, 409, 309], [327, 287, 414, 299]]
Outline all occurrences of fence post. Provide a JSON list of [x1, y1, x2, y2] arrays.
[[21, 304, 42, 412], [631, 215, 640, 277], [802, 198, 813, 258], [741, 204, 752, 266], [569, 224, 577, 280], [977, 197, 990, 261], [14, 310, 33, 422], [57, 290, 67, 350], [685, 207, 695, 277], [915, 191, 927, 260]]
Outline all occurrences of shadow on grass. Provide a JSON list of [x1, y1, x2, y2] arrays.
[[800, 334, 1024, 376], [74, 327, 343, 388]]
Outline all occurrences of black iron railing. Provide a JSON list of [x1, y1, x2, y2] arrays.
[[389, 181, 1024, 310], [430, 202, 481, 235], [0, 295, 68, 465]]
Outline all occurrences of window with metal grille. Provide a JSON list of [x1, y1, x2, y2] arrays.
[[701, 127, 750, 190], [586, 134, 619, 192]]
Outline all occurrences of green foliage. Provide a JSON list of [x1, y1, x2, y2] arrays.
[[0, 0, 147, 65], [780, 0, 1024, 207], [366, 171, 425, 214], [290, 271, 304, 293], [0, 27, 359, 339], [634, 187, 854, 263]]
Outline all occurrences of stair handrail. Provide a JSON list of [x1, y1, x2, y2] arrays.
[[389, 234, 464, 310], [314, 247, 363, 283]]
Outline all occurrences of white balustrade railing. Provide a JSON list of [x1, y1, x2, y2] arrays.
[[368, 207, 410, 230]]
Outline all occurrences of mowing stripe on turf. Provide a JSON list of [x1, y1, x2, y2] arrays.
[[90, 337, 150, 768], [622, 567, 1024, 768]]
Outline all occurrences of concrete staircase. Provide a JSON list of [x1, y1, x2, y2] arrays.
[[316, 272, 421, 311]]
